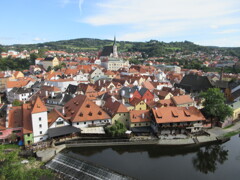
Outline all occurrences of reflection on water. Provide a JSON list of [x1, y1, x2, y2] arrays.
[[67, 136, 240, 180], [192, 144, 228, 174]]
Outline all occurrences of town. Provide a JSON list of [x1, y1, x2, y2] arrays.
[[0, 37, 239, 149]]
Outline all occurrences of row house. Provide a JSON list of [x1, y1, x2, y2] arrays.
[[152, 106, 206, 134]]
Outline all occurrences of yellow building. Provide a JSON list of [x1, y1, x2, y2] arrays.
[[103, 99, 130, 127], [229, 101, 240, 120], [129, 99, 148, 110], [42, 57, 59, 70]]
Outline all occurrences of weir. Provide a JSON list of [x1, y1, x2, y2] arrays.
[[45, 152, 133, 180]]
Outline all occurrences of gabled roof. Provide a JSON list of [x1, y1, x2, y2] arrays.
[[22, 103, 33, 134], [130, 110, 151, 123], [48, 108, 68, 127], [171, 95, 194, 105], [101, 46, 113, 56], [64, 95, 110, 122], [103, 98, 129, 117], [31, 97, 47, 114], [8, 106, 23, 128], [152, 106, 206, 124], [175, 74, 214, 93]]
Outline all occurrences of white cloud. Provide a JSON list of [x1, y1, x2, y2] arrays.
[[33, 37, 46, 42], [80, 0, 240, 45], [216, 29, 240, 34]]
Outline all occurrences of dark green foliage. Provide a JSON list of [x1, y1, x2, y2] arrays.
[[200, 88, 233, 123], [12, 99, 22, 106], [0, 148, 53, 180], [105, 121, 127, 137], [0, 57, 32, 71], [2, 38, 240, 57]]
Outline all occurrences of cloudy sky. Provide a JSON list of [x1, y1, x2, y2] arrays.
[[0, 0, 240, 46]]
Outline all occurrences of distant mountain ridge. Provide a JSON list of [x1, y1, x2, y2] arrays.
[[1, 38, 240, 57]]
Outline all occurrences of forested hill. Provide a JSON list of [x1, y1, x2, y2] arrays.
[[1, 38, 240, 57]]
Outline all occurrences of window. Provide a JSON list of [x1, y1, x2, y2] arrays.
[[56, 121, 64, 125], [0, 132, 2, 135], [13, 130, 21, 133], [40, 131, 42, 134], [39, 117, 41, 121], [84, 122, 86, 124], [39, 124, 42, 128], [77, 123, 79, 125], [27, 133, 30, 137]]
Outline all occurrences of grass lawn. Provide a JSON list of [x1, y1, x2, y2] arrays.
[[0, 144, 20, 149], [223, 130, 240, 138], [223, 124, 234, 129]]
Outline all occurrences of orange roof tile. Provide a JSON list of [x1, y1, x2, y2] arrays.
[[171, 95, 194, 105], [22, 103, 33, 134], [31, 97, 47, 114], [130, 110, 151, 123], [8, 106, 23, 128], [64, 95, 110, 122], [152, 106, 206, 124]]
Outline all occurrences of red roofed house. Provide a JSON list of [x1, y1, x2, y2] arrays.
[[152, 106, 206, 134], [64, 94, 111, 128]]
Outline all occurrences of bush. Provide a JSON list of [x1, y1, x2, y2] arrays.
[[105, 121, 127, 137]]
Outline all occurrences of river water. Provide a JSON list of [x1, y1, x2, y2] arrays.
[[68, 135, 240, 180]]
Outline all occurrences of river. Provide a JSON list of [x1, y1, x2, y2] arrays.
[[67, 135, 240, 180]]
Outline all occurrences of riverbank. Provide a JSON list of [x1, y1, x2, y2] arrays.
[[37, 121, 240, 162]]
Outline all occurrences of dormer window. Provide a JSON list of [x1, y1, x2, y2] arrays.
[[89, 112, 92, 116], [98, 111, 102, 115], [79, 112, 83, 117], [86, 104, 90, 108]]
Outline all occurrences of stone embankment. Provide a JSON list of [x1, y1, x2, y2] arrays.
[[36, 121, 240, 162]]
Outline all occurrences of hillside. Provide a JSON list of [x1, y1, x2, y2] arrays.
[[1, 38, 240, 58]]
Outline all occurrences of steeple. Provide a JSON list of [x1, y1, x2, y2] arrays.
[[112, 36, 118, 58], [113, 35, 116, 46]]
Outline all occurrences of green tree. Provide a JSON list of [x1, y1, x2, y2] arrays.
[[0, 148, 53, 180], [30, 53, 39, 64], [12, 99, 22, 106], [105, 121, 127, 137], [200, 88, 233, 127], [46, 66, 52, 72]]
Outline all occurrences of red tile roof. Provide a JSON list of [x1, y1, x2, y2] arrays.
[[31, 97, 47, 114], [130, 110, 151, 123], [152, 106, 206, 124], [64, 95, 110, 122]]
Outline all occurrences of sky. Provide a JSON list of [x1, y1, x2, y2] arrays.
[[0, 0, 240, 47]]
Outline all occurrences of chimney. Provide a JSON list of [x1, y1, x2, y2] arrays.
[[121, 90, 125, 96], [122, 98, 125, 105], [142, 113, 145, 119], [62, 107, 65, 116], [45, 91, 48, 97]]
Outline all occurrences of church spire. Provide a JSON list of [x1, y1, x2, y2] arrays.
[[113, 35, 116, 46]]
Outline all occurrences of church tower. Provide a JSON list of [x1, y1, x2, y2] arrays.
[[112, 36, 118, 58]]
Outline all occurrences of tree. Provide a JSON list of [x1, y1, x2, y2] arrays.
[[46, 66, 52, 72], [200, 88, 233, 127], [30, 53, 39, 64], [12, 99, 22, 106], [0, 148, 53, 180], [105, 121, 127, 137]]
